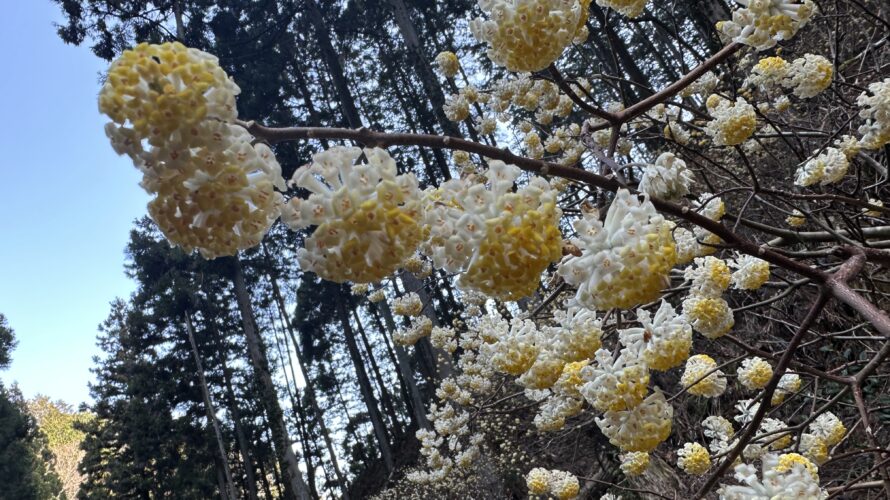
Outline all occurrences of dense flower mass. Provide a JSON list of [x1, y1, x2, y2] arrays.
[[638, 152, 695, 200], [730, 254, 770, 290], [282, 146, 423, 283], [619, 301, 692, 371], [99, 42, 240, 145], [596, 0, 648, 18], [737, 357, 773, 390], [580, 349, 649, 412], [435, 51, 460, 78], [786, 54, 833, 98], [525, 468, 580, 499], [794, 147, 849, 186], [683, 295, 735, 339], [469, 0, 591, 72], [705, 96, 757, 146], [596, 390, 673, 452], [681, 354, 727, 397], [421, 161, 563, 300], [559, 190, 677, 310], [677, 442, 711, 475], [719, 0, 816, 51], [719, 453, 826, 498], [857, 78, 890, 149], [620, 451, 650, 476]]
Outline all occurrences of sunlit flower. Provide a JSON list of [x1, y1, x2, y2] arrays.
[[282, 146, 423, 283]]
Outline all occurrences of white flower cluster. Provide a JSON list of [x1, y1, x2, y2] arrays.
[[559, 189, 677, 310], [526, 467, 580, 499], [718, 453, 826, 499], [421, 161, 563, 300], [392, 292, 424, 317], [857, 77, 890, 150], [100, 42, 286, 259], [705, 96, 757, 146], [580, 349, 649, 412], [794, 147, 849, 187], [596, 0, 648, 18], [746, 54, 833, 99], [681, 354, 727, 397], [737, 357, 773, 390], [719, 0, 816, 51], [618, 301, 693, 371], [677, 442, 711, 475], [682, 257, 735, 339], [282, 146, 423, 283], [638, 152, 695, 200], [469, 0, 589, 72], [393, 317, 433, 346], [595, 389, 673, 452], [729, 253, 770, 290]]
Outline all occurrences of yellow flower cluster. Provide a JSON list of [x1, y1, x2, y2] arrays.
[[705, 96, 757, 146], [677, 442, 711, 475], [681, 354, 727, 397], [619, 451, 650, 476], [774, 453, 818, 480], [434, 51, 460, 78], [737, 357, 773, 390], [469, 0, 591, 72], [685, 256, 731, 297], [810, 412, 846, 446], [525, 468, 579, 499], [619, 301, 692, 371], [282, 147, 423, 283], [719, 0, 816, 51], [771, 373, 802, 405], [422, 161, 563, 300], [580, 349, 650, 412], [559, 189, 677, 310], [596, 390, 673, 452], [100, 43, 286, 259], [730, 254, 771, 290], [683, 296, 735, 339], [795, 147, 849, 186], [596, 0, 648, 18]]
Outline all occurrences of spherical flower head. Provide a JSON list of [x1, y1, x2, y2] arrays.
[[518, 353, 567, 390], [595, 389, 673, 452], [730, 254, 770, 290], [681, 354, 727, 397], [682, 295, 734, 339], [351, 283, 369, 295], [703, 415, 735, 442], [761, 418, 792, 450], [421, 161, 563, 300], [443, 93, 470, 121], [737, 357, 773, 390], [857, 77, 890, 150], [558, 189, 677, 310], [580, 349, 650, 412], [795, 147, 849, 186], [619, 300, 692, 371], [392, 292, 424, 316], [435, 51, 460, 78], [554, 360, 589, 397], [283, 146, 423, 283], [705, 96, 757, 146], [809, 411, 846, 446], [620, 451, 650, 476], [549, 470, 580, 500], [482, 317, 540, 375], [393, 317, 433, 346], [596, 0, 647, 17], [469, 0, 590, 72], [550, 306, 603, 362], [719, 453, 826, 499], [534, 394, 583, 431], [747, 56, 790, 88], [774, 453, 818, 480], [799, 433, 829, 465], [784, 54, 833, 98], [719, 0, 816, 51], [677, 442, 711, 475], [638, 152, 695, 200], [771, 373, 802, 405], [142, 122, 284, 259], [786, 209, 806, 227], [526, 467, 551, 495], [368, 288, 386, 303], [673, 227, 700, 265], [99, 42, 240, 147], [685, 256, 732, 297]]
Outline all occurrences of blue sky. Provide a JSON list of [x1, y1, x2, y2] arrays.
[[0, 1, 148, 405]]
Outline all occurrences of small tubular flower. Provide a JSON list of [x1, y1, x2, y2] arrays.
[[549, 470, 580, 500], [558, 189, 677, 310], [677, 442, 711, 475], [392, 292, 424, 317], [681, 354, 727, 397], [596, 0, 648, 18], [580, 349, 650, 412], [469, 0, 591, 72], [282, 146, 423, 283], [595, 389, 673, 452], [99, 42, 240, 146], [682, 295, 735, 339], [526, 467, 551, 495], [737, 357, 773, 390], [620, 451, 650, 476], [730, 254, 770, 290], [422, 161, 563, 300], [482, 317, 540, 376], [857, 78, 890, 150], [619, 300, 693, 371], [638, 152, 695, 200], [549, 306, 603, 362], [794, 147, 849, 186], [718, 0, 816, 51], [705, 96, 757, 146]]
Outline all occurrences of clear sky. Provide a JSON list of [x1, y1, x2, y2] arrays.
[[0, 1, 148, 405]]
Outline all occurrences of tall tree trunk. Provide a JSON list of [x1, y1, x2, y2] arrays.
[[399, 271, 454, 379], [185, 314, 239, 500], [221, 356, 259, 500], [230, 257, 311, 500], [336, 295, 395, 472], [351, 306, 403, 438]]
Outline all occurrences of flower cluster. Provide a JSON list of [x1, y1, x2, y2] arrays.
[[580, 349, 649, 412], [435, 51, 460, 78], [620, 451, 650, 476], [393, 292, 424, 317], [421, 161, 563, 300], [638, 152, 695, 200], [676, 442, 711, 475], [559, 189, 677, 310], [719, 453, 826, 499], [682, 257, 735, 339], [794, 147, 849, 187], [525, 468, 580, 499], [737, 357, 773, 390], [596, 0, 648, 18], [705, 96, 757, 146], [729, 254, 770, 290], [857, 77, 890, 150], [681, 354, 727, 397], [719, 0, 816, 51], [746, 54, 833, 99], [394, 317, 433, 346], [595, 389, 673, 452], [619, 301, 692, 371], [282, 146, 423, 283], [100, 42, 286, 259], [469, 0, 591, 72]]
